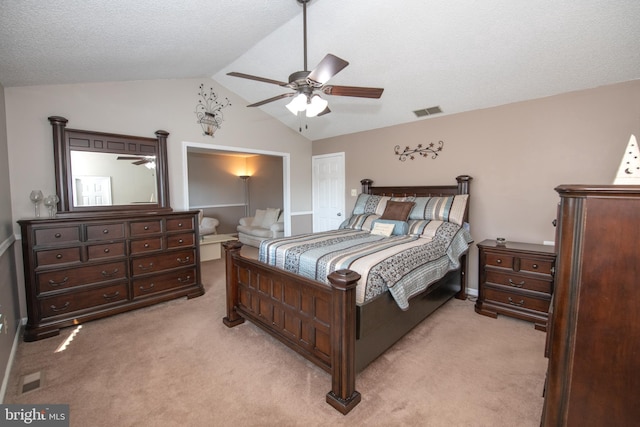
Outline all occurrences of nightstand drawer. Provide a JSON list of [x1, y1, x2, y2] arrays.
[[484, 287, 550, 313], [485, 271, 552, 294], [519, 257, 554, 275], [485, 253, 513, 269]]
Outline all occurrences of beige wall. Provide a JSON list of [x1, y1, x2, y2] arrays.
[[0, 81, 22, 401], [5, 78, 312, 236], [313, 80, 640, 292]]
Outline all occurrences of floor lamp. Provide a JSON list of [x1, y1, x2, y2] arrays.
[[239, 175, 250, 217]]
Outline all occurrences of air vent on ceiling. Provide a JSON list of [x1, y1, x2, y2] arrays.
[[413, 106, 442, 118]]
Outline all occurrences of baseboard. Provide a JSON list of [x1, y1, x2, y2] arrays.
[[466, 288, 478, 298], [0, 318, 25, 403]]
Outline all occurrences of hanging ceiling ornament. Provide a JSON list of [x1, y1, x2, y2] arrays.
[[195, 84, 231, 137]]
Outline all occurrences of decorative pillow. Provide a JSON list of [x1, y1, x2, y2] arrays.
[[372, 219, 409, 236], [352, 194, 390, 216], [370, 221, 395, 237], [408, 219, 445, 240], [251, 209, 267, 227], [380, 201, 415, 221], [261, 208, 281, 228], [409, 194, 468, 225], [340, 213, 380, 231]]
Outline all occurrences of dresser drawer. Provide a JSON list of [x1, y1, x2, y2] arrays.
[[519, 257, 554, 275], [86, 223, 125, 241], [39, 282, 128, 319], [485, 253, 513, 269], [133, 267, 196, 298], [132, 249, 196, 276], [34, 227, 81, 245], [87, 242, 126, 260], [36, 247, 82, 267], [167, 233, 195, 249], [484, 287, 551, 314], [166, 216, 194, 232], [130, 220, 162, 236], [130, 237, 163, 254], [37, 261, 127, 294], [485, 271, 552, 294]]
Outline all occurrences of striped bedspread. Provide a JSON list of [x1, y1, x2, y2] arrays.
[[259, 221, 473, 310]]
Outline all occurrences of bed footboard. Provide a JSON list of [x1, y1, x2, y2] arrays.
[[223, 241, 362, 414]]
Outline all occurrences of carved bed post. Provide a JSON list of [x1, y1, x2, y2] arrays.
[[455, 175, 472, 300], [360, 178, 373, 194], [326, 269, 362, 414], [223, 241, 245, 327]]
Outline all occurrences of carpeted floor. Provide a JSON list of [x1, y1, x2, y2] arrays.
[[4, 252, 547, 426]]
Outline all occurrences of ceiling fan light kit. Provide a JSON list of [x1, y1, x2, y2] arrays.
[[227, 0, 383, 122]]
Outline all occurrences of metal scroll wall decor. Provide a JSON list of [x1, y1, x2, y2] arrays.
[[395, 140, 444, 161], [195, 84, 231, 137]]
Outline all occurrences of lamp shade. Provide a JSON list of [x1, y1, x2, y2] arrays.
[[305, 95, 329, 117], [286, 93, 308, 115]]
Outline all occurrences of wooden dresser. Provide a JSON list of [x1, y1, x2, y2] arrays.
[[18, 210, 204, 341], [476, 239, 556, 331], [541, 185, 640, 426]]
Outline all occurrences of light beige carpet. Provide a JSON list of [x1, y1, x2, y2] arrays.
[[5, 253, 547, 426]]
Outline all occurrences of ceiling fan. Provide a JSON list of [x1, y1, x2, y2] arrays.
[[117, 156, 155, 167], [227, 0, 384, 118]]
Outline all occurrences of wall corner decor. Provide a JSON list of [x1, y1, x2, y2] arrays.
[[395, 140, 444, 161], [195, 83, 231, 137]]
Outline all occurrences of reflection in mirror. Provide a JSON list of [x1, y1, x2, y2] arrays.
[[70, 151, 157, 207]]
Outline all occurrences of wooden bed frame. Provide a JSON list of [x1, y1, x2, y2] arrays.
[[223, 175, 472, 414]]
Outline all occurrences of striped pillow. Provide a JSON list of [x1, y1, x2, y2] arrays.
[[409, 194, 468, 225]]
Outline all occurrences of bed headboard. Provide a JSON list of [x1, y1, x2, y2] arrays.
[[361, 175, 472, 197], [360, 175, 472, 223]]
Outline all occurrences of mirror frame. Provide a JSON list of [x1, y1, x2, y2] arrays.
[[49, 116, 172, 215]]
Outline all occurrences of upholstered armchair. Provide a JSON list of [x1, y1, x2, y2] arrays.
[[237, 208, 284, 247], [198, 210, 219, 236]]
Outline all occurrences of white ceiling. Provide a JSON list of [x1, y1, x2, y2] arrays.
[[1, 0, 639, 141]]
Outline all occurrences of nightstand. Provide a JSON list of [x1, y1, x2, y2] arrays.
[[476, 239, 556, 331]]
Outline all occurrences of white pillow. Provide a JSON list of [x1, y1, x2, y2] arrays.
[[251, 209, 267, 227], [370, 221, 395, 237]]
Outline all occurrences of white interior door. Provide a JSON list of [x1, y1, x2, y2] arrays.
[[312, 153, 345, 232], [73, 176, 112, 206]]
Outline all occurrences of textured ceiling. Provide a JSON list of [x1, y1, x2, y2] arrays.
[[2, 0, 639, 140]]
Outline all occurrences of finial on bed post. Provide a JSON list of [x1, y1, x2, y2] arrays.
[[223, 241, 245, 328], [455, 175, 472, 195], [360, 178, 373, 194], [326, 269, 362, 414]]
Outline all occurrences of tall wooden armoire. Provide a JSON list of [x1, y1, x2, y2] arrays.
[[541, 185, 640, 426]]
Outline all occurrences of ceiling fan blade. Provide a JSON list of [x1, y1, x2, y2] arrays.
[[247, 93, 295, 107], [317, 106, 331, 116], [321, 85, 384, 99], [117, 156, 143, 160], [133, 159, 149, 165], [227, 72, 288, 86], [307, 54, 349, 85]]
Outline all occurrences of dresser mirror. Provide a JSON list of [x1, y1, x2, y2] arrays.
[[49, 116, 171, 214]]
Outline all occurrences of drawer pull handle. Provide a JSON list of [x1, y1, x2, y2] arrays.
[[178, 222, 183, 227], [103, 291, 120, 301], [56, 254, 63, 259], [508, 278, 525, 288], [532, 263, 538, 269], [178, 275, 192, 283], [144, 243, 150, 248], [103, 248, 110, 253], [176, 256, 191, 264], [101, 268, 119, 277], [178, 239, 184, 244], [50, 302, 70, 312], [138, 262, 154, 271], [508, 297, 525, 307], [144, 226, 149, 230], [138, 283, 155, 293], [48, 277, 69, 287], [496, 259, 502, 264], [55, 233, 62, 238], [103, 229, 109, 234]]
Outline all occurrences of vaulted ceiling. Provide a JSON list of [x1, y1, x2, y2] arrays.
[[1, 0, 639, 140]]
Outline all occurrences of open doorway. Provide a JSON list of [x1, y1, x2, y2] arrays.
[[182, 142, 290, 237]]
